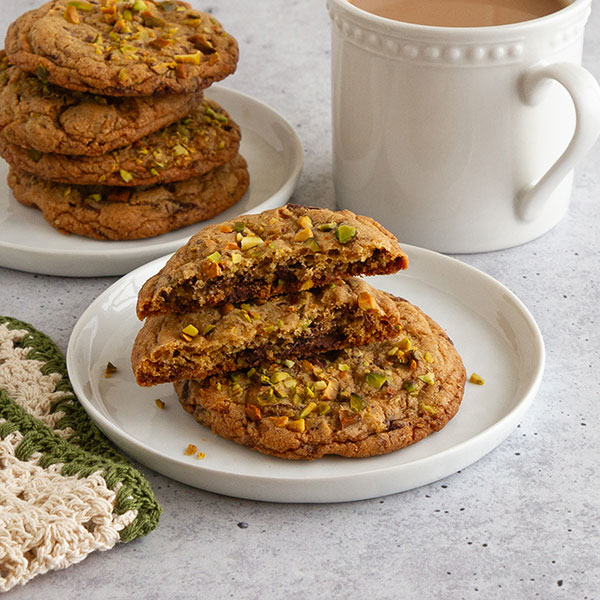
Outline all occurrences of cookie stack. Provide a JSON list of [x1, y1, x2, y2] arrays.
[[0, 0, 248, 240], [131, 205, 466, 460]]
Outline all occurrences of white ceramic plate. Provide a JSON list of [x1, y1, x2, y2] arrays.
[[0, 86, 303, 277], [66, 245, 545, 503]]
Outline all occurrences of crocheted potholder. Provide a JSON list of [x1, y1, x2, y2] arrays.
[[0, 317, 161, 592]]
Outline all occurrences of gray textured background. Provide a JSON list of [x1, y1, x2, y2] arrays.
[[1, 1, 599, 598]]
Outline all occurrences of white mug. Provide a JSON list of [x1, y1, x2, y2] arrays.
[[328, 0, 600, 253]]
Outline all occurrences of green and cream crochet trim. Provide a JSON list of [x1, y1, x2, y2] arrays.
[[0, 317, 161, 592]]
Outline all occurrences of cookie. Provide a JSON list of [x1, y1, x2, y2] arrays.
[[7, 154, 249, 240], [136, 204, 409, 318], [0, 52, 202, 156], [4, 0, 238, 96], [131, 278, 403, 386], [174, 296, 466, 460], [0, 98, 241, 186]]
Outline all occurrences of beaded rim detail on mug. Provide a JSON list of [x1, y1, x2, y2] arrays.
[[328, 8, 586, 66]]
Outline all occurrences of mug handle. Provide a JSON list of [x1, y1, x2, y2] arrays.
[[516, 62, 600, 222]]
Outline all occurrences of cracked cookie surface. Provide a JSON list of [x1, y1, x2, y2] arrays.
[[0, 52, 202, 156], [0, 98, 240, 186], [5, 0, 238, 96], [174, 296, 466, 460], [8, 154, 249, 240]]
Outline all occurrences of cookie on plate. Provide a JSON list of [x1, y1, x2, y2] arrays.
[[4, 0, 238, 96], [7, 154, 249, 240], [0, 98, 240, 186], [0, 51, 202, 156], [174, 296, 466, 460], [136, 204, 409, 318], [131, 278, 403, 386]]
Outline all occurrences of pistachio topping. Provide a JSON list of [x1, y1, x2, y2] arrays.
[[349, 393, 364, 412], [240, 236, 264, 251], [154, 398, 165, 409], [418, 372, 435, 385], [336, 224, 356, 244], [365, 372, 387, 389], [469, 373, 485, 385], [184, 444, 197, 455], [182, 324, 199, 337], [119, 168, 133, 183]]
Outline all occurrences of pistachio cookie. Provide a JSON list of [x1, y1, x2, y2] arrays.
[[4, 0, 238, 96], [0, 52, 202, 156], [174, 296, 466, 460], [136, 204, 409, 318], [131, 278, 402, 386], [0, 98, 240, 186], [8, 154, 249, 240]]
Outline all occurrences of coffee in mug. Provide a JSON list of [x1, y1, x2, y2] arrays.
[[347, 0, 571, 27]]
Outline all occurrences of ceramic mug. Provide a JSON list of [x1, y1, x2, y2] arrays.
[[327, 0, 600, 253]]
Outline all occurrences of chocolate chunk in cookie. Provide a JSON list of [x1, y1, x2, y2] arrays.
[[174, 296, 465, 460], [0, 98, 240, 186], [131, 278, 403, 386], [136, 205, 409, 318], [5, 0, 238, 96], [0, 52, 202, 156], [8, 154, 249, 240]]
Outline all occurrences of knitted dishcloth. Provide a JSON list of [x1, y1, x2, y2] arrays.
[[0, 316, 162, 592]]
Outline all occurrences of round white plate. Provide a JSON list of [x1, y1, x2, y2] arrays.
[[67, 245, 544, 503], [0, 86, 303, 277]]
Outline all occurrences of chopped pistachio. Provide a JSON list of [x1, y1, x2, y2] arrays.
[[305, 386, 316, 399], [338, 363, 350, 372], [403, 380, 418, 393], [287, 418, 305, 433], [365, 372, 387, 389], [64, 4, 79, 21], [202, 324, 215, 336], [67, 1, 94, 9], [314, 381, 327, 391], [283, 359, 295, 368], [421, 404, 439, 415], [184, 444, 197, 456], [132, 0, 147, 11], [283, 378, 297, 389], [154, 399, 165, 409], [150, 168, 159, 176], [216, 382, 222, 391], [424, 352, 435, 363], [271, 372, 290, 384], [297, 215, 313, 229], [240, 236, 264, 251], [206, 251, 221, 263], [304, 238, 321, 252], [246, 367, 256, 378], [104, 362, 118, 378], [182, 324, 199, 337], [318, 221, 337, 231], [335, 224, 356, 244], [173, 144, 189, 156], [357, 291, 380, 312], [349, 393, 364, 412], [399, 337, 412, 351], [294, 227, 313, 242], [231, 252, 243, 264], [387, 346, 399, 357], [418, 372, 435, 385], [469, 373, 485, 385], [89, 193, 102, 202], [233, 221, 245, 233], [36, 65, 49, 81], [119, 169, 133, 183], [174, 51, 202, 65], [299, 401, 317, 419], [318, 402, 331, 416]]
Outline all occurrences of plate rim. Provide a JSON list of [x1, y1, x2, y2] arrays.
[[0, 85, 303, 274], [66, 244, 545, 501]]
